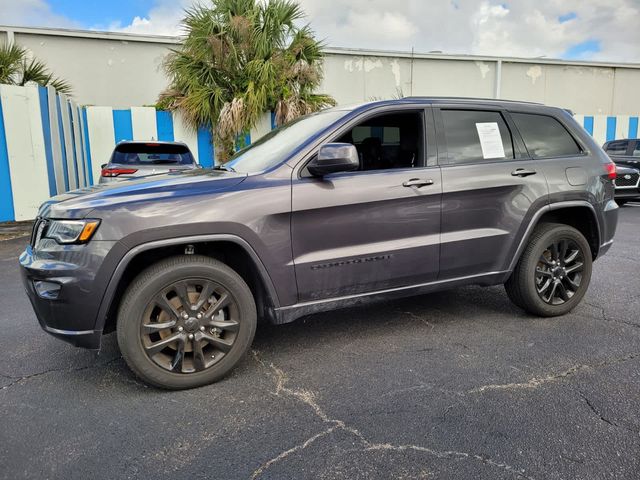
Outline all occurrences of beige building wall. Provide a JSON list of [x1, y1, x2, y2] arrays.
[[2, 26, 640, 115], [14, 31, 171, 107], [500, 63, 616, 114]]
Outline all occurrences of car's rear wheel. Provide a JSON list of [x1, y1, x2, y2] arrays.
[[505, 223, 592, 317], [117, 255, 256, 389], [617, 200, 628, 206]]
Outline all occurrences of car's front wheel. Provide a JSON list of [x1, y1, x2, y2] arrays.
[[505, 223, 593, 317], [117, 255, 257, 389]]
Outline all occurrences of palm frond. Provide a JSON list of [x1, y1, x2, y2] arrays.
[[0, 42, 27, 84], [160, 0, 334, 161], [0, 42, 72, 94], [20, 58, 51, 85]]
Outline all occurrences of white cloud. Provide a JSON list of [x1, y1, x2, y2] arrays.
[[9, 0, 640, 62], [0, 0, 78, 29], [105, 0, 191, 36]]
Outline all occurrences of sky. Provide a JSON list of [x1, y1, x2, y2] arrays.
[[1, 0, 639, 63]]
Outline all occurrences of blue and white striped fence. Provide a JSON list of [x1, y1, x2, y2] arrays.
[[573, 115, 639, 146], [0, 84, 272, 221], [0, 84, 636, 222]]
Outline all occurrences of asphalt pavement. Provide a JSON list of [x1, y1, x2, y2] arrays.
[[1, 205, 639, 479]]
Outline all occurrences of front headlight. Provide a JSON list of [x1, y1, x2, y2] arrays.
[[44, 219, 100, 244]]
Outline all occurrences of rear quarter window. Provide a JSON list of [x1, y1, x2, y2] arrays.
[[511, 113, 582, 158]]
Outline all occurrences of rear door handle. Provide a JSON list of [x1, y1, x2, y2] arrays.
[[403, 178, 434, 188], [511, 168, 537, 177]]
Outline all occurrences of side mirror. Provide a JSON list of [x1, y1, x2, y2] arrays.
[[308, 143, 359, 177]]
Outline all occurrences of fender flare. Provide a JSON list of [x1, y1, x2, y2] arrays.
[[93, 234, 280, 333], [507, 200, 600, 272]]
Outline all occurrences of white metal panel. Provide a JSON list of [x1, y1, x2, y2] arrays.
[[172, 113, 199, 161], [58, 93, 77, 190], [0, 85, 51, 220], [131, 106, 158, 140], [47, 86, 65, 193], [85, 106, 115, 183], [592, 115, 608, 146], [615, 115, 630, 140], [70, 101, 87, 187], [250, 111, 273, 142], [78, 106, 91, 185], [572, 115, 587, 134]]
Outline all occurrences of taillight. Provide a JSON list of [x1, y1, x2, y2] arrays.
[[101, 168, 138, 177], [604, 162, 616, 180]]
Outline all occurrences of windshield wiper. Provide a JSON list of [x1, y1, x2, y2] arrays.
[[212, 164, 235, 172]]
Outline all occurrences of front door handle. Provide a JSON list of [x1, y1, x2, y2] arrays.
[[403, 178, 434, 188], [511, 168, 537, 177]]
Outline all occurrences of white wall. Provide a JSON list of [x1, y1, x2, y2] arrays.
[[0, 85, 51, 220], [3, 26, 640, 115]]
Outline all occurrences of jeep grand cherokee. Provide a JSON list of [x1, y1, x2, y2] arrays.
[[20, 98, 619, 389]]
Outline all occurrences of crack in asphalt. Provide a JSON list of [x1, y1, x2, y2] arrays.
[[0, 356, 122, 391], [469, 352, 640, 394], [402, 310, 436, 329], [583, 301, 640, 330], [251, 350, 535, 480], [579, 391, 638, 434]]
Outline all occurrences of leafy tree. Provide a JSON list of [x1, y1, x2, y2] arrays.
[[0, 42, 72, 95], [158, 0, 335, 162]]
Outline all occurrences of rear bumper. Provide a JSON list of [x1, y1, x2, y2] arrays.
[[597, 199, 619, 259], [19, 240, 117, 349]]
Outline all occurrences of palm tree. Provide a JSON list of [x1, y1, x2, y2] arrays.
[[0, 42, 72, 95], [158, 0, 335, 162]]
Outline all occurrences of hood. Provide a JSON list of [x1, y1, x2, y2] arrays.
[[39, 169, 247, 219]]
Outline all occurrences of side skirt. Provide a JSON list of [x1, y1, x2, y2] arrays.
[[272, 270, 511, 325]]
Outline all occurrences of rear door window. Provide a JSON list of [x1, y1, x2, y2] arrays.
[[511, 113, 582, 158], [440, 110, 514, 165], [632, 141, 640, 157]]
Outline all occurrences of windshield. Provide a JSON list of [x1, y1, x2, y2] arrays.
[[226, 110, 349, 173], [111, 143, 195, 166]]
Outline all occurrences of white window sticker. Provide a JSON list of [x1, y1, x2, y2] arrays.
[[475, 122, 506, 159]]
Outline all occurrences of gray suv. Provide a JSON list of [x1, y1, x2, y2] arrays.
[[99, 141, 198, 183], [20, 98, 619, 389]]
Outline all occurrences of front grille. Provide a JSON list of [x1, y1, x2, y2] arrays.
[[30, 218, 47, 248], [615, 172, 640, 188]]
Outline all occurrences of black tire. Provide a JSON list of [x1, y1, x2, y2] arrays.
[[616, 200, 628, 206], [505, 223, 592, 317], [117, 255, 257, 389]]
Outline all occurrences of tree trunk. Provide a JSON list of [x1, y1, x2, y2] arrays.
[[214, 137, 235, 164]]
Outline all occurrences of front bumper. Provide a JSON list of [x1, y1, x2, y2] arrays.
[[19, 239, 117, 349], [615, 188, 640, 200]]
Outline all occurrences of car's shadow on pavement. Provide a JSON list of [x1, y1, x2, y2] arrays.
[[93, 284, 528, 390], [254, 285, 529, 346]]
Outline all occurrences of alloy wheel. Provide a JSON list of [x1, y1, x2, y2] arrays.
[[534, 238, 585, 305], [140, 278, 240, 373]]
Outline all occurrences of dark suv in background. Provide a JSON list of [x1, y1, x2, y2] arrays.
[[20, 98, 619, 389], [602, 139, 640, 205], [99, 141, 198, 183]]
